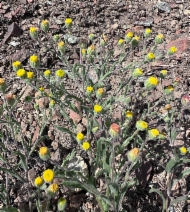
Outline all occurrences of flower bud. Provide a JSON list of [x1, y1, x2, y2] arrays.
[[144, 28, 152, 38], [58, 198, 67, 211], [49, 100, 56, 108], [86, 86, 93, 95], [168, 46, 177, 55], [87, 45, 95, 56], [109, 123, 121, 138], [29, 55, 40, 69], [39, 146, 50, 161], [148, 129, 159, 140], [181, 94, 190, 106], [96, 88, 105, 98], [6, 93, 16, 106], [136, 120, 148, 131], [164, 85, 174, 95], [128, 148, 140, 162], [65, 18, 73, 29], [179, 146, 187, 155], [155, 33, 164, 44], [27, 71, 34, 80], [34, 176, 44, 188], [88, 34, 95, 41], [117, 39, 124, 47], [144, 76, 159, 90], [160, 70, 167, 79], [0, 78, 6, 93], [56, 69, 65, 79], [44, 70, 51, 79], [53, 34, 60, 42], [58, 41, 65, 55], [125, 32, 133, 42], [131, 36, 140, 48], [29, 27, 38, 40], [145, 52, 155, 62], [165, 104, 172, 110], [132, 68, 143, 78], [41, 20, 49, 33], [12, 61, 23, 72], [81, 49, 87, 58], [47, 183, 59, 197], [126, 111, 133, 120]]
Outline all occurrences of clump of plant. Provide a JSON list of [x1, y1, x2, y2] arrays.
[[0, 17, 189, 212]]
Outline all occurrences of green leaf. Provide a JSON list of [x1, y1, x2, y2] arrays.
[[170, 195, 188, 205], [149, 187, 166, 210], [171, 129, 178, 141], [62, 180, 84, 189], [165, 159, 177, 173], [109, 183, 119, 197], [0, 206, 18, 212], [36, 199, 42, 212], [55, 126, 74, 137], [64, 94, 83, 103], [81, 105, 94, 115], [99, 71, 112, 81], [14, 152, 27, 171]]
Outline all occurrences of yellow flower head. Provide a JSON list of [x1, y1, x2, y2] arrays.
[[145, 28, 152, 37], [179, 146, 187, 155], [43, 169, 54, 183], [30, 27, 37, 33], [82, 49, 87, 55], [164, 85, 174, 94], [82, 141, 90, 151], [94, 104, 102, 113], [157, 34, 164, 39], [41, 20, 49, 32], [58, 198, 67, 211], [133, 36, 140, 41], [34, 176, 43, 188], [30, 55, 40, 68], [12, 61, 22, 71], [146, 52, 155, 60], [0, 78, 5, 85], [86, 86, 93, 94], [125, 32, 133, 42], [65, 18, 73, 28], [155, 33, 164, 44], [136, 120, 148, 131], [148, 129, 159, 140], [97, 88, 105, 97], [168, 46, 177, 55], [17, 69, 27, 78], [165, 104, 172, 110], [160, 70, 167, 78], [132, 68, 143, 78], [39, 87, 45, 91], [76, 132, 84, 142], [49, 100, 55, 107], [58, 41, 64, 47], [56, 69, 65, 78], [87, 45, 95, 55], [144, 76, 159, 90], [44, 70, 51, 76], [118, 39, 124, 47], [27, 71, 34, 79], [128, 148, 140, 162], [126, 111, 133, 120], [88, 34, 95, 41], [48, 183, 59, 196], [39, 147, 49, 156]]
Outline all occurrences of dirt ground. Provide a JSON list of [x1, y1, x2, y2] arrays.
[[0, 0, 190, 211]]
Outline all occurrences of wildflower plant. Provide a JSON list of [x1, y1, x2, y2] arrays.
[[0, 17, 189, 212]]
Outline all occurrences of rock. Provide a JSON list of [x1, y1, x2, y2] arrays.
[[28, 168, 36, 186], [76, 123, 86, 133], [35, 90, 50, 109], [156, 1, 171, 13]]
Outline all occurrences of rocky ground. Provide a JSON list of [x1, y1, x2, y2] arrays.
[[0, 0, 190, 211]]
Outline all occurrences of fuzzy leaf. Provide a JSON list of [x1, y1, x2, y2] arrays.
[[149, 187, 166, 210], [170, 195, 188, 205], [55, 126, 74, 137], [165, 159, 177, 173]]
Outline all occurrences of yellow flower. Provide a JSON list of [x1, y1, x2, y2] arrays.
[[82, 49, 87, 56], [56, 69, 65, 78], [136, 120, 148, 131], [30, 55, 40, 68], [57, 41, 66, 54], [0, 78, 5, 85], [47, 183, 59, 196], [131, 36, 140, 47], [87, 45, 95, 55], [39, 87, 45, 91], [125, 32, 133, 42], [94, 104, 102, 113], [41, 20, 49, 32], [86, 86, 93, 95], [12, 61, 22, 71], [179, 146, 187, 155], [132, 68, 143, 78], [144, 76, 158, 90], [155, 33, 164, 44], [43, 169, 54, 183], [34, 176, 43, 188], [44, 70, 51, 77], [96, 88, 105, 98], [109, 123, 120, 138], [168, 46, 177, 55], [165, 104, 172, 110], [148, 129, 159, 140], [49, 100, 55, 108], [65, 18, 73, 28], [76, 132, 84, 142], [17, 69, 27, 78], [39, 147, 50, 161], [58, 198, 67, 211], [126, 111, 133, 120], [144, 28, 152, 37], [128, 148, 140, 162], [146, 52, 155, 61], [30, 27, 38, 40], [118, 39, 124, 47], [82, 141, 90, 151], [133, 36, 140, 41], [27, 71, 34, 79], [160, 70, 167, 78], [164, 85, 174, 94]]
